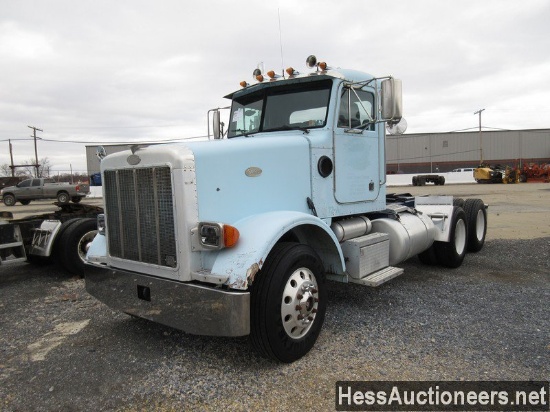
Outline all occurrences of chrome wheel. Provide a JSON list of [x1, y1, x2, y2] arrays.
[[77, 230, 98, 263], [281, 267, 320, 339]]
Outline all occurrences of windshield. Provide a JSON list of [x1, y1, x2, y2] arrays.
[[228, 79, 332, 138]]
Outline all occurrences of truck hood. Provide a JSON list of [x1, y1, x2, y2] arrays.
[[1, 185, 16, 193], [185, 134, 312, 223]]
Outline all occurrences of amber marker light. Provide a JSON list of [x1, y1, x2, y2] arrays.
[[252, 68, 264, 82], [240, 81, 248, 88], [223, 225, 240, 248], [286, 67, 295, 76], [318, 61, 327, 71], [267, 70, 276, 79]]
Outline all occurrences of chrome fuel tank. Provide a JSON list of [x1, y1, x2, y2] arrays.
[[370, 212, 436, 265]]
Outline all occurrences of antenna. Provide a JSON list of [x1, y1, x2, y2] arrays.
[[278, 8, 284, 76]]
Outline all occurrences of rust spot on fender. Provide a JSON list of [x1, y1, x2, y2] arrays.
[[228, 277, 248, 289], [246, 262, 260, 285]]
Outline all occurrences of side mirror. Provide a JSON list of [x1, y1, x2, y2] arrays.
[[213, 110, 222, 139], [381, 78, 403, 121]]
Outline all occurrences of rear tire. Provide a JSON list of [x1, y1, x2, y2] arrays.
[[418, 243, 438, 265], [464, 198, 487, 252], [57, 218, 97, 276], [57, 192, 70, 203], [250, 243, 326, 363], [434, 206, 468, 268], [453, 197, 465, 208]]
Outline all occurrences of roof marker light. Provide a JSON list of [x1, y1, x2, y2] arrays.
[[267, 70, 281, 80], [240, 81, 249, 88], [286, 67, 299, 76]]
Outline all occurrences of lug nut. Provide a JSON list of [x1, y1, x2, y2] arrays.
[[312, 288, 318, 294], [312, 308, 317, 314], [308, 316, 314, 321], [296, 293, 303, 300], [297, 314, 304, 320], [295, 305, 302, 311]]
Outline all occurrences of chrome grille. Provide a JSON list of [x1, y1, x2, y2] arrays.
[[104, 167, 177, 267]]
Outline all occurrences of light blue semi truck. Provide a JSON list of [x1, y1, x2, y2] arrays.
[[85, 56, 487, 362]]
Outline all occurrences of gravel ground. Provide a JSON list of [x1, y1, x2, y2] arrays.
[[1, 237, 548, 411]]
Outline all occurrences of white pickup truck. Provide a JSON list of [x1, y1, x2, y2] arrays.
[[1, 178, 89, 206]]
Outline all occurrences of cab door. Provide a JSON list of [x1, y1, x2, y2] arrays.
[[333, 84, 380, 203], [16, 179, 33, 200]]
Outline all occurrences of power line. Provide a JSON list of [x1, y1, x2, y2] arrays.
[[0, 135, 209, 144]]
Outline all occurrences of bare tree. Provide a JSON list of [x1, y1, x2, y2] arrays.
[[22, 157, 52, 178], [0, 164, 11, 177], [0, 164, 28, 177]]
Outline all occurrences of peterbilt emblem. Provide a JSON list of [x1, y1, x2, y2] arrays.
[[245, 167, 262, 177], [127, 154, 141, 165]]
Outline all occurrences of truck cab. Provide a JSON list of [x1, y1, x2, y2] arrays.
[[85, 56, 487, 362]]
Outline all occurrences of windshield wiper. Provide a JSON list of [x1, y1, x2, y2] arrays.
[[232, 129, 255, 137], [264, 125, 310, 134]]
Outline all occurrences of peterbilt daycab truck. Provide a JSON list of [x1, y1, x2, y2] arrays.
[[85, 56, 488, 363]]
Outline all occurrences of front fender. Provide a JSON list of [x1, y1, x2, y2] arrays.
[[211, 211, 345, 290]]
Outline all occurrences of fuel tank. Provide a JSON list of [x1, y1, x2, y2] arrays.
[[370, 212, 436, 265]]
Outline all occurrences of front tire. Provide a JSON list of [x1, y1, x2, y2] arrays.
[[3, 194, 16, 206], [250, 243, 326, 363], [434, 206, 468, 268]]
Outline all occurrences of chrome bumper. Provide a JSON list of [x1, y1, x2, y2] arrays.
[[85, 265, 250, 337]]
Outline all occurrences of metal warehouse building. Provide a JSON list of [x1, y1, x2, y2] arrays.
[[386, 128, 550, 174], [86, 128, 550, 177]]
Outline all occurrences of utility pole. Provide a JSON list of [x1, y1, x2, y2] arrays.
[[28, 125, 43, 177], [474, 109, 485, 165], [9, 139, 15, 177]]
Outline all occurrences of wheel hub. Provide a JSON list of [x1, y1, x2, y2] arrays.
[[475, 209, 485, 240], [281, 268, 319, 339], [78, 230, 98, 263]]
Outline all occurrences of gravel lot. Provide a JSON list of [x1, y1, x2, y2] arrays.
[[1, 184, 549, 411]]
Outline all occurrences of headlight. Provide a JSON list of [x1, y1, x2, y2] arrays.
[[196, 222, 240, 250]]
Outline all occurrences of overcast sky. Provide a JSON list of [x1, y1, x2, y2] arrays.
[[1, 0, 549, 175]]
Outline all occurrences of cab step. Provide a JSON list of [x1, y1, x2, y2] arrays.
[[348, 266, 404, 287]]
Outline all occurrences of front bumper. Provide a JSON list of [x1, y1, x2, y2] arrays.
[[85, 264, 250, 336]]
